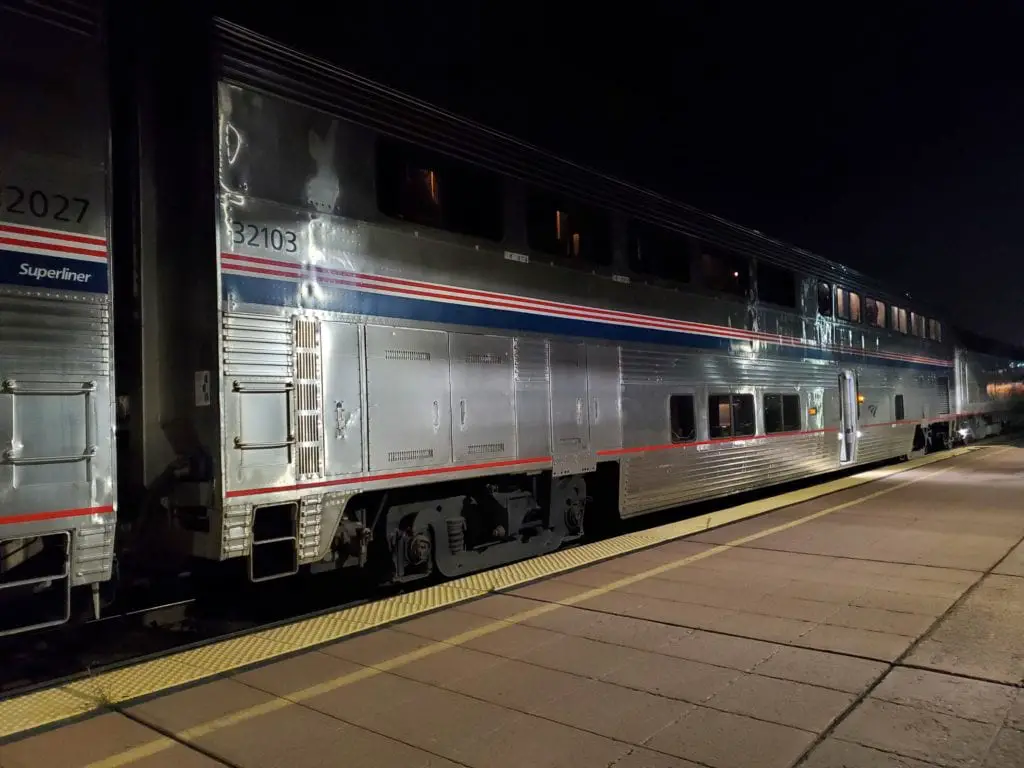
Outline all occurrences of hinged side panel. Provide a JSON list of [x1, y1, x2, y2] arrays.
[[222, 313, 296, 493], [449, 333, 516, 463], [365, 325, 451, 471]]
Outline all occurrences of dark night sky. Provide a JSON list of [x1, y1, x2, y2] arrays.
[[218, 1, 1024, 346]]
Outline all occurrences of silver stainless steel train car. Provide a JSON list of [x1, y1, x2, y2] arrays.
[[0, 0, 115, 634], [1, 4, 1019, 636]]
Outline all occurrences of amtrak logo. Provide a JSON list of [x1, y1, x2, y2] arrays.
[[19, 262, 92, 284], [868, 403, 877, 417]]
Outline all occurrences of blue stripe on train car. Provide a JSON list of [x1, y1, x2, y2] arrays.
[[0, 249, 109, 294], [221, 272, 951, 372]]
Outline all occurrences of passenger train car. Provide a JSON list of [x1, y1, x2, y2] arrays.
[[0, 1, 1019, 636]]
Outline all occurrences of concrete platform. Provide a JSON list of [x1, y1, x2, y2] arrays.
[[3, 444, 1024, 768]]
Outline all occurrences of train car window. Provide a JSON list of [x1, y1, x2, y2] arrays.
[[757, 261, 797, 308], [865, 297, 887, 328], [375, 137, 504, 241], [835, 287, 848, 319], [764, 393, 802, 433], [848, 291, 862, 323], [669, 394, 696, 443], [817, 282, 833, 316], [929, 319, 942, 341], [894, 394, 905, 420], [733, 394, 756, 436], [526, 189, 612, 266], [892, 306, 908, 334], [628, 221, 689, 282], [915, 314, 927, 338], [708, 393, 755, 438], [708, 395, 731, 438], [699, 242, 749, 297]]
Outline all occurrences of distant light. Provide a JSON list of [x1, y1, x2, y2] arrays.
[[732, 271, 739, 278], [807, 407, 818, 416]]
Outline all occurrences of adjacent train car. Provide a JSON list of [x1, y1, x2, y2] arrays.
[[0, 5, 1018, 637], [0, 0, 116, 634]]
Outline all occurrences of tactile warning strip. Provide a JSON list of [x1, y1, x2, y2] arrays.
[[0, 445, 981, 740]]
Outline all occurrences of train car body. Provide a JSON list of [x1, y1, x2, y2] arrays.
[[0, 0, 116, 634], [0, 7, 1018, 636], [126, 20, 964, 588]]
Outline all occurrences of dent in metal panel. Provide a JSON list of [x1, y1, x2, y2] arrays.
[[365, 324, 452, 471], [586, 344, 622, 453], [321, 321, 364, 476], [449, 333, 515, 463]]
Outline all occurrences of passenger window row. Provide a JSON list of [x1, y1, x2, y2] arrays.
[[669, 392, 802, 444], [375, 138, 798, 308], [816, 282, 941, 342], [670, 390, 908, 445]]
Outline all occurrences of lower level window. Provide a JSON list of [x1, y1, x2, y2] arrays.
[[764, 393, 802, 433], [670, 394, 697, 443], [708, 393, 755, 438]]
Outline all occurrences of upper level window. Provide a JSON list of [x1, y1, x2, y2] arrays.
[[913, 314, 926, 338], [763, 393, 802, 434], [865, 297, 886, 328], [708, 393, 756, 438], [928, 319, 943, 341], [628, 220, 689, 283], [817, 282, 833, 316], [699, 243, 749, 298], [526, 189, 612, 266], [376, 137, 503, 241], [757, 261, 797, 308], [669, 394, 696, 444], [891, 305, 909, 334], [836, 287, 862, 322]]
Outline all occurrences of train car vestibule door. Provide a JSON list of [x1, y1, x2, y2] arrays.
[[838, 370, 858, 464]]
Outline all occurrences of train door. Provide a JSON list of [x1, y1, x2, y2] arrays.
[[838, 370, 858, 463]]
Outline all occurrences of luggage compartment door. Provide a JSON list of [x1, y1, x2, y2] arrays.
[[365, 325, 452, 471]]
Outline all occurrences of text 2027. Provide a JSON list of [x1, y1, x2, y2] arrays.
[[2, 185, 90, 224], [230, 221, 298, 253]]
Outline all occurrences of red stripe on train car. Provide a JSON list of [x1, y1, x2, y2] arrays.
[[225, 455, 554, 499], [598, 427, 839, 457], [0, 504, 115, 526], [0, 222, 107, 247]]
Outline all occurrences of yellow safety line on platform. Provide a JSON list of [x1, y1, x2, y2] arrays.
[[83, 445, 1012, 768], [0, 445, 989, 743]]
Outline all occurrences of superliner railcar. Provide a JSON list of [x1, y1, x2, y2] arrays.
[[0, 2, 1018, 636]]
